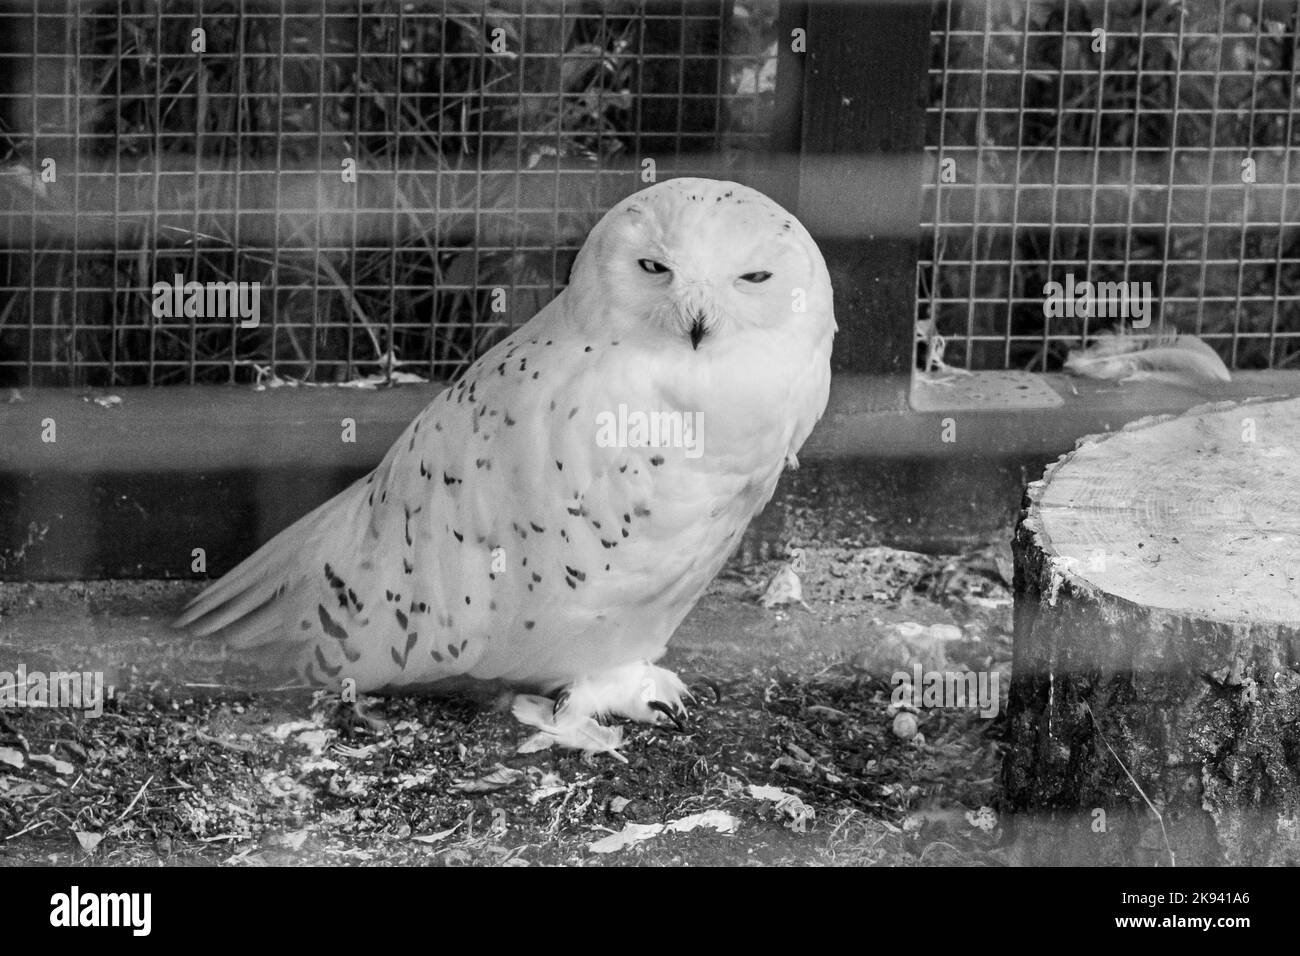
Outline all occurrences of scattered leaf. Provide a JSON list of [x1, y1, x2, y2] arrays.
[[587, 821, 663, 854], [760, 562, 811, 610], [587, 810, 740, 854], [452, 765, 526, 793], [412, 824, 461, 845], [28, 754, 73, 775], [747, 785, 816, 828], [73, 831, 104, 854], [4, 780, 53, 798]]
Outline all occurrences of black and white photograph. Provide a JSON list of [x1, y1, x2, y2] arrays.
[[0, 0, 1292, 915]]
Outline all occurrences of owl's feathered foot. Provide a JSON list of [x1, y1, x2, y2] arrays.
[[512, 661, 693, 758], [555, 660, 692, 728]]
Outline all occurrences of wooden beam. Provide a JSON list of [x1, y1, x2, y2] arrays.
[[5, 373, 1299, 579], [794, 0, 931, 376]]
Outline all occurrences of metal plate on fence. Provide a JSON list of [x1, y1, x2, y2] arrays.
[[909, 370, 1064, 412]]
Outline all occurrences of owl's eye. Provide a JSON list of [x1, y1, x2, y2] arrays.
[[638, 259, 670, 274], [739, 271, 773, 283]]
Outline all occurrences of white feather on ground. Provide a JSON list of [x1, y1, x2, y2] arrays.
[[1064, 330, 1231, 386], [511, 694, 626, 761]]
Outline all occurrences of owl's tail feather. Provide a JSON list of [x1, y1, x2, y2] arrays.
[[173, 483, 360, 649]]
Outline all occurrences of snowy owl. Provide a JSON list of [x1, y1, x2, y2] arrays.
[[176, 177, 836, 754]]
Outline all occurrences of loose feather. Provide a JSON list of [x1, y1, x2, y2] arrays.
[[1065, 330, 1231, 386], [512, 693, 626, 760]]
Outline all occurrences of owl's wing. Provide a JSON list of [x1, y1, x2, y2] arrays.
[[172, 306, 579, 689], [173, 471, 372, 649], [173, 397, 473, 685]]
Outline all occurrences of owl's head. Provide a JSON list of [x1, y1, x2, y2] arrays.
[[567, 178, 835, 351]]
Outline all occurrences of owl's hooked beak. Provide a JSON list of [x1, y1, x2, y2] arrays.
[[689, 313, 707, 350], [677, 281, 711, 349]]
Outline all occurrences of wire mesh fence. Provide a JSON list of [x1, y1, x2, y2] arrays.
[[1, 0, 1298, 388], [920, 0, 1300, 373], [0, 0, 778, 386]]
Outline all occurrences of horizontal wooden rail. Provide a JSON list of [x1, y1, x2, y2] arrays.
[[3, 371, 1298, 580]]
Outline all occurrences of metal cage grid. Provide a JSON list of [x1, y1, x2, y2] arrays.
[[0, 0, 778, 387], [919, 0, 1300, 372], [8, 0, 1298, 388]]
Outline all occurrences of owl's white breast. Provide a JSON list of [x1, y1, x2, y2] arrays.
[[463, 308, 833, 686]]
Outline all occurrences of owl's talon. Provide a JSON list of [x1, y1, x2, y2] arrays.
[[334, 699, 388, 735], [647, 699, 688, 732], [695, 677, 723, 703]]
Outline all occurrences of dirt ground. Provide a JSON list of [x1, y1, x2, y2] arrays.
[[0, 540, 1017, 866]]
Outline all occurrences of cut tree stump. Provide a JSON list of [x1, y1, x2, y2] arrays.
[[1002, 396, 1300, 865]]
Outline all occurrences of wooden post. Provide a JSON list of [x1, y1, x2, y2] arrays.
[[786, 1, 931, 377]]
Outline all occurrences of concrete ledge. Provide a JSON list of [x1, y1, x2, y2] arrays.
[[2, 371, 1297, 579], [3, 371, 1297, 471]]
